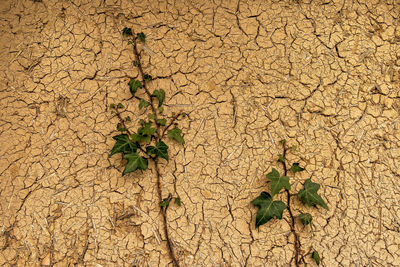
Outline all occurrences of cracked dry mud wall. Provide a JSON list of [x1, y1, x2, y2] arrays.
[[1, 0, 400, 266]]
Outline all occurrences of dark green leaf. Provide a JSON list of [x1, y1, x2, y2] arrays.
[[110, 134, 137, 157], [298, 213, 312, 226], [138, 122, 156, 137], [139, 119, 146, 126], [291, 163, 305, 173], [131, 133, 150, 143], [160, 198, 170, 207], [148, 114, 155, 120], [144, 74, 152, 81], [280, 139, 286, 145], [123, 152, 148, 175], [156, 118, 166, 126], [174, 197, 181, 206], [122, 27, 132, 38], [139, 99, 150, 110], [312, 251, 320, 265], [168, 127, 184, 144], [266, 168, 291, 197], [146, 141, 168, 161], [136, 32, 146, 43], [109, 103, 115, 109], [133, 61, 140, 67], [128, 79, 143, 97], [116, 123, 127, 132], [152, 89, 165, 107], [251, 192, 286, 227], [277, 154, 285, 163], [125, 116, 131, 122], [298, 179, 329, 210], [158, 107, 164, 113], [117, 103, 124, 109]]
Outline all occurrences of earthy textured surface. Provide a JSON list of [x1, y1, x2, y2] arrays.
[[1, 0, 400, 266]]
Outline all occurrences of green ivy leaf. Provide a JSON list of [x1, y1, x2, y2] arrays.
[[298, 179, 329, 210], [138, 122, 156, 137], [117, 103, 124, 109], [123, 152, 148, 175], [156, 118, 166, 126], [110, 134, 137, 157], [251, 192, 286, 227], [109, 103, 115, 109], [298, 213, 312, 226], [144, 74, 152, 81], [116, 123, 127, 132], [280, 139, 286, 145], [139, 99, 150, 110], [136, 32, 146, 43], [160, 198, 170, 207], [152, 89, 165, 107], [122, 27, 133, 38], [266, 168, 291, 197], [168, 127, 184, 144], [148, 114, 155, 121], [158, 106, 164, 113], [128, 79, 143, 97], [312, 251, 320, 265], [133, 61, 139, 67], [131, 133, 150, 144], [146, 141, 168, 161], [291, 163, 305, 173], [277, 154, 285, 163], [174, 197, 181, 206]]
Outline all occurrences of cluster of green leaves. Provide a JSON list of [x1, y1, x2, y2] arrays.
[[251, 139, 328, 265], [110, 29, 185, 177]]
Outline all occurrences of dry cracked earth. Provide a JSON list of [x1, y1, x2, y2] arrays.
[[1, 0, 400, 266]]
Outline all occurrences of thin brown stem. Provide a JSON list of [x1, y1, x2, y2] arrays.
[[126, 29, 179, 266], [280, 143, 301, 267], [154, 158, 179, 267]]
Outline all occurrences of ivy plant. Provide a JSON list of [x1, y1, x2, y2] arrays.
[[110, 27, 185, 267], [251, 139, 328, 266]]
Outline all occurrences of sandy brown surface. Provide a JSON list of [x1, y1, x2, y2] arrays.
[[1, 0, 400, 266]]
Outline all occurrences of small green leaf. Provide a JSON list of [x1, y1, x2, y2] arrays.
[[158, 106, 164, 113], [133, 61, 139, 67], [128, 79, 143, 97], [131, 133, 150, 143], [116, 123, 127, 132], [156, 118, 166, 126], [138, 122, 156, 137], [122, 27, 133, 38], [144, 74, 152, 81], [117, 103, 124, 109], [109, 103, 115, 109], [110, 134, 137, 157], [125, 116, 131, 122], [174, 197, 181, 206], [139, 119, 146, 126], [168, 127, 184, 144], [290, 163, 305, 173], [266, 168, 291, 197], [123, 152, 148, 175], [280, 139, 286, 145], [298, 179, 329, 210], [298, 213, 312, 226], [312, 251, 320, 265], [160, 198, 170, 207], [251, 192, 286, 227], [136, 32, 146, 43], [146, 141, 169, 161], [291, 145, 297, 151], [152, 89, 165, 107], [277, 154, 285, 163], [148, 114, 155, 120], [139, 99, 150, 110]]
